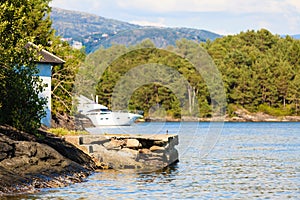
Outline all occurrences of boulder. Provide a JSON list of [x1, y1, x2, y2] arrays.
[[125, 139, 140, 148]]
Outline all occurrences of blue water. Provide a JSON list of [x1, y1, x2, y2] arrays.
[[28, 122, 300, 199]]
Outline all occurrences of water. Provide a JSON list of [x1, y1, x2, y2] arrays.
[[26, 122, 300, 199]]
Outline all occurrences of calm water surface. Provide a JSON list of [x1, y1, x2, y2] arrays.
[[27, 122, 299, 199]]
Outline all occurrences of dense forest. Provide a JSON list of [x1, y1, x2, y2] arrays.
[[206, 29, 300, 116], [77, 29, 300, 118]]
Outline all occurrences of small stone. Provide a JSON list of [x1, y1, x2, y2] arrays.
[[139, 148, 151, 154], [110, 138, 126, 147], [103, 139, 124, 150], [126, 139, 140, 148], [153, 140, 167, 146], [150, 146, 165, 152]]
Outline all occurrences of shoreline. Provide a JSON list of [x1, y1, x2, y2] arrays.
[[0, 125, 97, 196], [144, 110, 300, 123], [144, 117, 300, 122]]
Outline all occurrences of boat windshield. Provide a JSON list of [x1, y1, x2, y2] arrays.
[[87, 109, 111, 113], [100, 109, 111, 112]]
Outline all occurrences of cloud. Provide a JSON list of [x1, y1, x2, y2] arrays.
[[130, 18, 166, 27], [50, 0, 300, 35], [50, 0, 104, 13], [286, 0, 300, 12], [116, 0, 300, 14], [117, 0, 226, 12]]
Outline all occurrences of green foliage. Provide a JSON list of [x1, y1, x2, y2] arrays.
[[49, 38, 86, 116], [258, 104, 292, 116], [128, 83, 182, 118], [77, 39, 214, 119], [78, 29, 300, 118], [0, 0, 52, 132], [206, 29, 300, 116]]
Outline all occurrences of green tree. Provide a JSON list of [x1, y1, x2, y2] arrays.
[[0, 0, 52, 132], [204, 29, 299, 114], [49, 38, 86, 117]]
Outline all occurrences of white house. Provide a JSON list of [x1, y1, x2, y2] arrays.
[[32, 44, 65, 127]]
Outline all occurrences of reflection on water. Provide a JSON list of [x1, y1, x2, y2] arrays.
[[24, 122, 300, 199]]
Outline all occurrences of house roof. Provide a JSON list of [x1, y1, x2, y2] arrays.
[[26, 42, 65, 64], [39, 49, 65, 64]]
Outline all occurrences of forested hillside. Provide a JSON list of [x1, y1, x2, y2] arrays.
[[51, 8, 221, 53], [206, 29, 300, 116], [76, 29, 300, 118]]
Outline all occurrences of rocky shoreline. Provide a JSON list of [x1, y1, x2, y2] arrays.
[[0, 125, 97, 196], [145, 109, 300, 122]]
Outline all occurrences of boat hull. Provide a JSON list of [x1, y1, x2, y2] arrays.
[[86, 112, 142, 126]]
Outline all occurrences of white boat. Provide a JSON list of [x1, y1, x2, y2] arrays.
[[77, 95, 143, 126]]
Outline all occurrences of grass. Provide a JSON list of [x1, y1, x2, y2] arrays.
[[48, 128, 89, 137]]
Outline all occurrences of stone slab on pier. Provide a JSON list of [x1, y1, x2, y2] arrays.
[[64, 134, 179, 171]]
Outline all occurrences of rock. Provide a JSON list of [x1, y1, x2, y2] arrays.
[[120, 148, 139, 160], [92, 145, 141, 169], [153, 140, 167, 146], [64, 136, 80, 145], [139, 148, 151, 154], [0, 141, 13, 161], [165, 149, 179, 164], [0, 125, 94, 195], [64, 133, 179, 171], [125, 139, 140, 148], [150, 145, 165, 152], [0, 142, 13, 153], [74, 113, 95, 130], [103, 139, 125, 150], [51, 112, 76, 130], [79, 135, 109, 145]]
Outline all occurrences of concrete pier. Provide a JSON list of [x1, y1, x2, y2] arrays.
[[64, 134, 179, 171]]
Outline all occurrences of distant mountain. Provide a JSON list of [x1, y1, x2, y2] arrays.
[[291, 34, 300, 39], [281, 34, 300, 40], [50, 8, 222, 53]]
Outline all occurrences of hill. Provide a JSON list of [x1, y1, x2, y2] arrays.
[[50, 8, 222, 53], [292, 34, 300, 39]]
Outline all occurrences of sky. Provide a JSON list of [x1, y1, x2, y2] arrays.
[[50, 0, 300, 36]]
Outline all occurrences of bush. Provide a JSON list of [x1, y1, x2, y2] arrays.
[[48, 128, 89, 137], [258, 104, 292, 116]]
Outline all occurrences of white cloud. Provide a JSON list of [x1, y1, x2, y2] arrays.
[[50, 0, 103, 13], [285, 0, 300, 12], [130, 18, 166, 27], [257, 20, 273, 31], [50, 0, 300, 35], [116, 0, 299, 14], [117, 0, 229, 12]]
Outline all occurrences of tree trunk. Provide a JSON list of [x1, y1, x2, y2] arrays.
[[187, 85, 192, 114]]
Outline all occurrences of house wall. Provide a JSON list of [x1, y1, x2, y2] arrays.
[[37, 63, 52, 127]]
